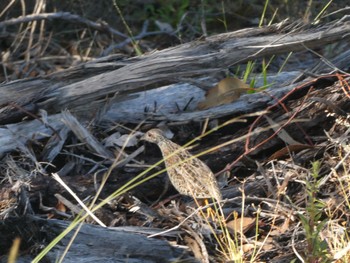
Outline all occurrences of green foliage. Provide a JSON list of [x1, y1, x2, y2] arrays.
[[145, 0, 190, 26], [239, 59, 271, 94], [298, 161, 330, 263]]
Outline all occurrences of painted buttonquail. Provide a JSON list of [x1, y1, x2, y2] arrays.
[[141, 128, 222, 204]]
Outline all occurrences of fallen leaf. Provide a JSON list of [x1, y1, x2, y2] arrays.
[[226, 216, 256, 235], [242, 243, 255, 252], [56, 200, 67, 213], [197, 77, 250, 110], [267, 144, 315, 161]]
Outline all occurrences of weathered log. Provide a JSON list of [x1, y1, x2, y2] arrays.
[[0, 215, 198, 263], [0, 17, 349, 124]]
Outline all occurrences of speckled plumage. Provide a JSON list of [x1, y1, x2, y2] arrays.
[[141, 129, 222, 202]]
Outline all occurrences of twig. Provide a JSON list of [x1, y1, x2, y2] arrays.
[[102, 20, 175, 56], [0, 12, 127, 38]]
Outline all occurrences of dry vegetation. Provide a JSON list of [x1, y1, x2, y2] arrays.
[[1, 1, 350, 262]]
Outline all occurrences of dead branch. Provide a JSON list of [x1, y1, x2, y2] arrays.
[[0, 17, 349, 121], [0, 11, 127, 38]]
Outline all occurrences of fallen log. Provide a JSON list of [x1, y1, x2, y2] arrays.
[[0, 215, 197, 263]]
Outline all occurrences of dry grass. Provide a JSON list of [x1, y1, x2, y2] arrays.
[[1, 1, 350, 262]]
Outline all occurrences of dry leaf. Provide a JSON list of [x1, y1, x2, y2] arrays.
[[56, 200, 66, 213], [268, 144, 315, 161], [242, 243, 255, 252], [226, 216, 256, 235], [197, 77, 250, 110], [270, 216, 291, 236]]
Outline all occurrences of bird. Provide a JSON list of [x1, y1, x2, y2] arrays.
[[141, 128, 222, 210]]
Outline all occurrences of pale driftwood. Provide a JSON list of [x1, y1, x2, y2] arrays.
[[102, 71, 301, 123], [0, 17, 349, 156], [0, 17, 349, 123], [0, 75, 297, 156], [0, 215, 197, 263]]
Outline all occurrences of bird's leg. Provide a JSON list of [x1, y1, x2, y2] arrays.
[[204, 198, 217, 220]]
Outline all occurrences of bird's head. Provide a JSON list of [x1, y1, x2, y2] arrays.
[[140, 128, 166, 144]]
